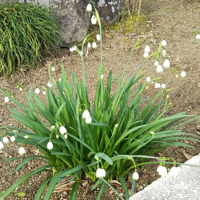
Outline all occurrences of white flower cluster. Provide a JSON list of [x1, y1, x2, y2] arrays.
[[0, 135, 18, 154], [82, 110, 92, 124], [1, 136, 25, 155], [157, 165, 178, 177], [154, 83, 166, 89], [0, 136, 17, 150], [70, 45, 77, 53]]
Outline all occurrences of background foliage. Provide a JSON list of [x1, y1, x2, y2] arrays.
[[0, 2, 61, 76]]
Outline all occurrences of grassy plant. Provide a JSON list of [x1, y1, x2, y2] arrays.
[[0, 2, 200, 200], [0, 2, 61, 76]]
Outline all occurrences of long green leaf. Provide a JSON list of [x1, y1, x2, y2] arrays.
[[60, 162, 87, 178], [118, 175, 129, 200], [43, 171, 62, 200], [69, 181, 80, 200], [14, 156, 44, 172], [0, 165, 54, 199], [95, 152, 113, 165], [34, 176, 52, 200]]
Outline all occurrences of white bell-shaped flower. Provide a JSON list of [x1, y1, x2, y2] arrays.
[[92, 42, 97, 49], [51, 67, 56, 72], [85, 117, 92, 124], [82, 110, 90, 119], [154, 61, 159, 66], [143, 52, 149, 58], [181, 71, 186, 78], [156, 65, 163, 73], [162, 50, 166, 57], [64, 134, 68, 139], [169, 166, 178, 177], [35, 88, 40, 94], [144, 45, 150, 53], [2, 137, 9, 144], [86, 4, 92, 12], [87, 43, 92, 49], [47, 142, 53, 150], [4, 97, 9, 103], [96, 168, 106, 178], [96, 34, 101, 41], [196, 34, 200, 39], [155, 83, 161, 89], [91, 15, 97, 25], [132, 172, 139, 180], [146, 77, 151, 82], [19, 147, 26, 155], [47, 81, 52, 87], [10, 136, 15, 142], [161, 83, 166, 89], [163, 59, 170, 68], [162, 40, 167, 47], [157, 166, 167, 177], [59, 126, 67, 135]]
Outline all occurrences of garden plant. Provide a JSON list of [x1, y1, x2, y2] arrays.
[[0, 2, 61, 76], [0, 2, 200, 200]]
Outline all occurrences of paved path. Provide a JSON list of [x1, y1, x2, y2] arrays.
[[130, 153, 200, 200]]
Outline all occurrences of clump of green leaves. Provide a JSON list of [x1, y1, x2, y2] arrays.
[[0, 2, 61, 76]]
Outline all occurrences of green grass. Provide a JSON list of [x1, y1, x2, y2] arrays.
[[0, 2, 61, 76]]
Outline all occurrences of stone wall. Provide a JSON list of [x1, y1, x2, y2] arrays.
[[1, 0, 125, 46]]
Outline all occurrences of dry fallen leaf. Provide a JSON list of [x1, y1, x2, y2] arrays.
[[181, 149, 193, 160], [105, 33, 112, 39], [146, 32, 153, 37], [110, 180, 121, 185]]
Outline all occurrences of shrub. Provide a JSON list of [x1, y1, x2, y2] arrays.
[[0, 3, 199, 200], [0, 2, 61, 76]]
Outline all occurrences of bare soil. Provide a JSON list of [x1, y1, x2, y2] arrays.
[[1, 0, 200, 199]]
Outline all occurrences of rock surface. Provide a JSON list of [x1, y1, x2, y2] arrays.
[[2, 0, 124, 46], [130, 153, 200, 200]]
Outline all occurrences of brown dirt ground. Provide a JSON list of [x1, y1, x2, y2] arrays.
[[1, 0, 200, 199]]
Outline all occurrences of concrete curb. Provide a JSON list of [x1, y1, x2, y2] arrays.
[[129, 153, 200, 200]]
